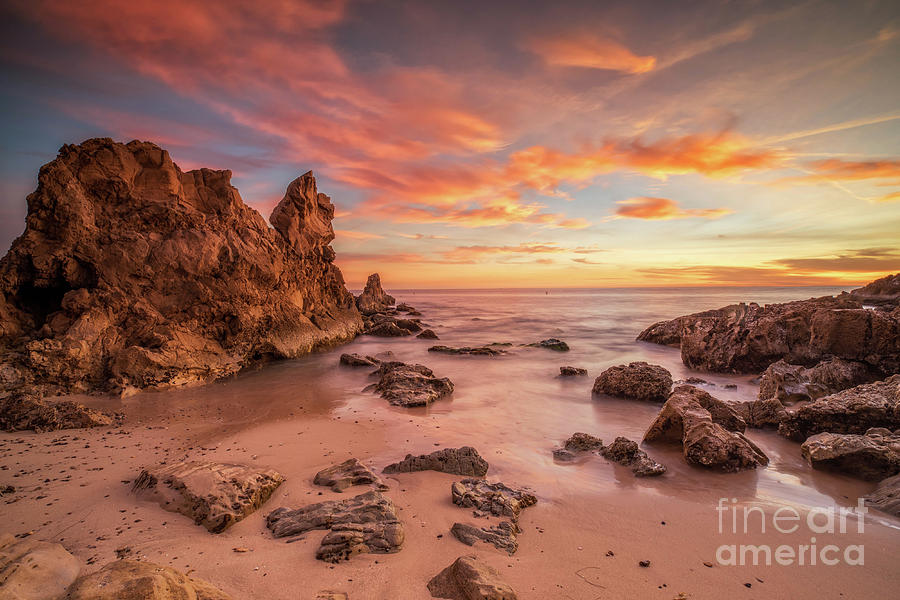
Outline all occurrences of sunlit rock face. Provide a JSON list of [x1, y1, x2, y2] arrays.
[[0, 138, 362, 396]]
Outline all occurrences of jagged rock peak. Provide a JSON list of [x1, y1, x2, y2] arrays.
[[270, 170, 337, 258]]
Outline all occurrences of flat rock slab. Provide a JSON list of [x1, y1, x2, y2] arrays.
[[372, 361, 454, 407], [451, 521, 519, 555], [0, 393, 113, 433], [451, 479, 537, 522], [0, 533, 81, 600], [266, 490, 404, 563], [384, 447, 489, 477], [601, 437, 667, 477], [428, 555, 518, 600], [314, 458, 388, 492], [865, 472, 900, 517], [428, 346, 506, 356], [592, 362, 673, 402], [801, 428, 900, 481], [132, 461, 284, 533], [65, 559, 232, 599]]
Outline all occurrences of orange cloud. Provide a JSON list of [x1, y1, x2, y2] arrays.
[[442, 242, 602, 263], [334, 230, 385, 241], [526, 34, 656, 73], [769, 248, 900, 273], [610, 197, 732, 221], [876, 191, 900, 202], [805, 158, 900, 182]]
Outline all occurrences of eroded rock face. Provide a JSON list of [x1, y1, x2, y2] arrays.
[[0, 533, 81, 600], [800, 428, 900, 481], [600, 437, 667, 477], [371, 361, 454, 407], [132, 461, 284, 533], [0, 139, 361, 397], [314, 458, 388, 493], [758, 358, 873, 404], [266, 490, 404, 562], [450, 521, 519, 555], [356, 273, 395, 315], [636, 281, 900, 375], [450, 479, 536, 522], [592, 362, 673, 402], [384, 447, 488, 477], [65, 559, 232, 600], [427, 555, 518, 600], [0, 393, 113, 432], [733, 396, 787, 429], [865, 473, 900, 517], [778, 375, 900, 441]]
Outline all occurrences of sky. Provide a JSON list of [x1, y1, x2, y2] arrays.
[[1, 0, 898, 289]]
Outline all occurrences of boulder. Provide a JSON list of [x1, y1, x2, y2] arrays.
[[450, 521, 519, 555], [592, 362, 673, 402], [371, 361, 454, 407], [0, 533, 81, 600], [428, 346, 506, 356], [383, 447, 488, 477], [600, 437, 667, 477], [364, 321, 412, 337], [356, 274, 395, 315], [417, 329, 440, 340], [339, 353, 379, 367], [0, 139, 361, 397], [450, 479, 536, 522], [559, 366, 587, 376], [552, 432, 603, 461], [733, 396, 787, 428], [778, 375, 900, 441], [758, 358, 873, 403], [800, 429, 900, 481], [0, 393, 113, 433], [266, 490, 404, 563], [865, 473, 900, 517], [314, 458, 388, 493], [131, 461, 284, 533], [65, 559, 231, 600], [427, 555, 517, 600], [527, 339, 569, 351]]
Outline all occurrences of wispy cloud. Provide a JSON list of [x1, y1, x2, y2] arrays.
[[525, 33, 656, 73], [609, 197, 732, 221]]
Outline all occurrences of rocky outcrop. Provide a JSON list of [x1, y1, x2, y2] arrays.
[[0, 139, 361, 397], [637, 278, 900, 375], [371, 361, 454, 407], [800, 428, 900, 481], [527, 338, 569, 351], [600, 437, 667, 477], [384, 447, 488, 477], [339, 353, 379, 367], [0, 533, 81, 600], [132, 461, 284, 533], [552, 432, 602, 461], [0, 393, 113, 432], [592, 362, 673, 401], [852, 273, 900, 307], [559, 366, 587, 376], [427, 555, 518, 600], [865, 473, 900, 517], [417, 329, 439, 339], [356, 273, 395, 315], [644, 386, 767, 472], [65, 559, 232, 600], [778, 375, 900, 441], [450, 521, 519, 555], [314, 458, 388, 493], [451, 479, 537, 522], [266, 490, 404, 562], [428, 346, 506, 356], [758, 358, 873, 404]]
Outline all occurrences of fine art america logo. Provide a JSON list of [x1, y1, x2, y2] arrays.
[[715, 498, 866, 566]]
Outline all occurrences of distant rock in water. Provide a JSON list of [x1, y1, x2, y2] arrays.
[[384, 446, 488, 476], [559, 366, 587, 376], [601, 437, 667, 477], [527, 338, 569, 351], [356, 273, 395, 315], [593, 362, 673, 402], [428, 345, 506, 356], [636, 277, 900, 375], [0, 138, 361, 397], [417, 328, 439, 340]]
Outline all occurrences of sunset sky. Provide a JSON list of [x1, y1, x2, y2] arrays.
[[1, 0, 898, 288]]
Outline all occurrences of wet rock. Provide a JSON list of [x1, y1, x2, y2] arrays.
[[564, 432, 603, 452], [0, 533, 81, 600], [65, 559, 232, 599], [427, 555, 518, 600], [600, 437, 667, 477], [450, 479, 537, 522], [527, 338, 569, 351], [637, 284, 900, 376], [417, 329, 440, 340], [778, 375, 900, 441], [559, 366, 587, 376], [266, 490, 404, 563], [800, 429, 900, 481], [356, 273, 396, 315], [339, 353, 379, 367], [132, 461, 284, 533], [592, 362, 673, 402], [384, 447, 488, 476], [397, 303, 416, 312], [450, 521, 519, 555], [865, 473, 900, 517], [365, 321, 412, 337], [733, 396, 787, 428], [0, 139, 361, 396], [314, 458, 388, 493], [644, 386, 767, 472], [372, 361, 454, 407], [0, 393, 113, 432], [758, 358, 873, 403], [428, 346, 506, 356]]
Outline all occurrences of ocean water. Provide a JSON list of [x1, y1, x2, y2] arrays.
[[109, 286, 893, 522]]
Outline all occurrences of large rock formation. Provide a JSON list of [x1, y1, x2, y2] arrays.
[[356, 273, 395, 315], [800, 428, 900, 480], [758, 358, 874, 404], [0, 533, 82, 600], [637, 278, 900, 375], [65, 559, 232, 600], [0, 138, 361, 397]]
